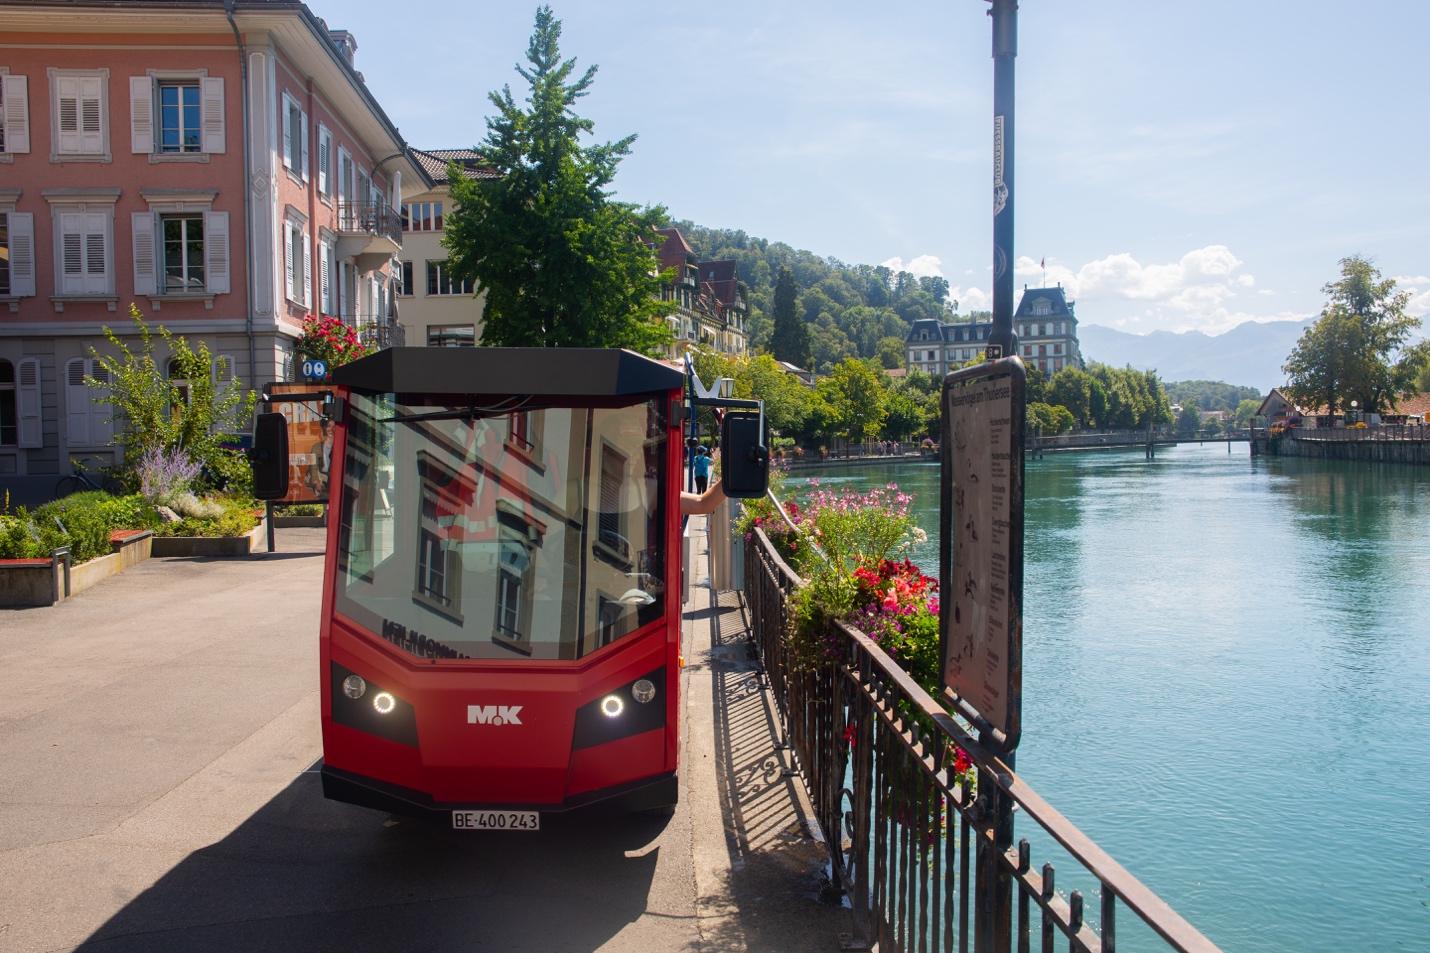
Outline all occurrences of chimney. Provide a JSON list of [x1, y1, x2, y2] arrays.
[[328, 29, 358, 68]]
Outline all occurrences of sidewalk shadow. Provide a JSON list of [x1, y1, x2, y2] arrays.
[[73, 773, 670, 953], [700, 588, 851, 950]]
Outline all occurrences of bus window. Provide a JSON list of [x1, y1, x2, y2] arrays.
[[334, 392, 668, 661]]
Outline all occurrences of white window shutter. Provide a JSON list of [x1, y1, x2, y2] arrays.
[[8, 212, 35, 296], [57, 76, 80, 153], [302, 233, 312, 309], [317, 127, 329, 194], [131, 212, 156, 295], [200, 76, 224, 153], [84, 212, 108, 294], [204, 211, 230, 295], [284, 223, 295, 301], [299, 110, 309, 181], [59, 211, 82, 294], [129, 75, 152, 154], [17, 358, 41, 448], [79, 75, 103, 154], [281, 95, 293, 169], [319, 241, 330, 313], [66, 358, 90, 447], [2, 74, 30, 154], [88, 362, 113, 445]]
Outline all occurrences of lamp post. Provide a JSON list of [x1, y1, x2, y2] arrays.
[[1350, 399, 1358, 426], [987, 0, 1017, 360]]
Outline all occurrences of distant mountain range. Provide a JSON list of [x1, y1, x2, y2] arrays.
[[1079, 319, 1312, 393]]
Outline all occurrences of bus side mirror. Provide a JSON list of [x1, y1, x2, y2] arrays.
[[250, 412, 290, 501], [720, 412, 768, 499]]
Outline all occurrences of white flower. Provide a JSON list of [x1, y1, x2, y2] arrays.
[[910, 527, 928, 544]]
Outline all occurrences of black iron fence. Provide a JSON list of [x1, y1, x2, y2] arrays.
[[358, 320, 404, 349], [742, 520, 1220, 953], [337, 201, 403, 245]]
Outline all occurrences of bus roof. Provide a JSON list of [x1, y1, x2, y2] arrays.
[[331, 347, 684, 397]]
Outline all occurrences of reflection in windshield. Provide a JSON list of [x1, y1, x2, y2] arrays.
[[336, 393, 668, 661]]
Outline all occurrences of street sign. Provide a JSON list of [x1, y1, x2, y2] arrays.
[[939, 357, 1025, 750], [301, 359, 328, 382]]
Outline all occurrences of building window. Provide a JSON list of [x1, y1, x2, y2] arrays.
[[56, 209, 110, 296], [1055, 343, 1063, 355], [428, 324, 475, 347], [597, 595, 623, 648], [426, 260, 473, 296], [316, 125, 332, 196], [417, 490, 451, 608], [65, 358, 112, 447], [0, 359, 14, 447], [595, 443, 629, 567], [157, 81, 200, 153], [495, 514, 533, 644], [284, 221, 309, 306], [0, 213, 8, 296], [161, 214, 205, 292], [53, 71, 106, 156], [402, 202, 443, 232], [1058, 322, 1066, 335], [1033, 298, 1051, 316], [282, 93, 306, 178], [399, 260, 413, 296]]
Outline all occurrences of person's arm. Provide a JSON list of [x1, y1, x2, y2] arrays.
[[680, 477, 726, 516]]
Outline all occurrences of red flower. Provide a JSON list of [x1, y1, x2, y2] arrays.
[[841, 722, 858, 748], [952, 747, 972, 775]]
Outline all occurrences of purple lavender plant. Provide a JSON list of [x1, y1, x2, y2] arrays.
[[136, 446, 202, 504]]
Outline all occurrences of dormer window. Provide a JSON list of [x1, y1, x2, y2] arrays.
[[1032, 298, 1052, 316]]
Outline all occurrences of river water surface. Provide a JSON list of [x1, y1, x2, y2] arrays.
[[788, 445, 1430, 952]]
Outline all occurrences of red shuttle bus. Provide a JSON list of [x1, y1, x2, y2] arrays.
[[258, 347, 723, 830]]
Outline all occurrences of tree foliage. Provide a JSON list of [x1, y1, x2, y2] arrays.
[[767, 267, 809, 368], [89, 307, 257, 487], [443, 6, 671, 353], [817, 359, 888, 441], [1283, 256, 1421, 414], [1164, 379, 1262, 412]]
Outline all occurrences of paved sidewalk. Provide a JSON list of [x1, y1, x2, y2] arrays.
[[0, 523, 846, 952]]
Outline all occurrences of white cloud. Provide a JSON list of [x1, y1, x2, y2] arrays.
[[1392, 275, 1430, 318], [948, 285, 991, 312], [881, 254, 945, 279], [1011, 246, 1286, 333]]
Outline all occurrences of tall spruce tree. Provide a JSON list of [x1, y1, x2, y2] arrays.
[[443, 6, 672, 352], [768, 267, 810, 368]]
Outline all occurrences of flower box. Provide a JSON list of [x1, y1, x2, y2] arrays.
[[0, 529, 154, 608]]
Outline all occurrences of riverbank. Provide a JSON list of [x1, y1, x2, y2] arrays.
[[1253, 430, 1430, 466]]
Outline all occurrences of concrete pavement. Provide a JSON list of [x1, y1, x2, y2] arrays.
[[0, 523, 848, 952]]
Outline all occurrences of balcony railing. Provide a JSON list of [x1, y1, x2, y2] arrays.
[[358, 320, 405, 349], [337, 201, 403, 245], [743, 511, 1221, 953]]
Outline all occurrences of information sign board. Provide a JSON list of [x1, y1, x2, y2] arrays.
[[264, 382, 334, 505], [939, 358, 1025, 749]]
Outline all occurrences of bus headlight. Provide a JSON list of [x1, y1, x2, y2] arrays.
[[600, 695, 625, 718], [632, 679, 657, 704], [342, 674, 367, 699], [373, 691, 397, 715]]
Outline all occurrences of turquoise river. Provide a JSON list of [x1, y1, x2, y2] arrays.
[[788, 444, 1430, 953]]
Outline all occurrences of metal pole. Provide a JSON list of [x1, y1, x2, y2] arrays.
[[988, 0, 1017, 360]]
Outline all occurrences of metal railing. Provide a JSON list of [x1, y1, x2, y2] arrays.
[[337, 201, 404, 244], [357, 320, 404, 349], [742, 515, 1221, 953], [1286, 423, 1427, 442]]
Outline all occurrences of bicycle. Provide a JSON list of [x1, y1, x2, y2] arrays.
[[54, 459, 126, 498]]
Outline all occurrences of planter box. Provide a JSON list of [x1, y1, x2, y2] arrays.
[[0, 529, 154, 608], [150, 520, 265, 558]]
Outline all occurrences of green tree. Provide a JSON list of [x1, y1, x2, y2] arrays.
[[882, 390, 924, 439], [90, 307, 257, 487], [1283, 256, 1420, 414], [443, 6, 671, 353], [1175, 404, 1202, 437], [1233, 398, 1262, 428], [767, 266, 809, 368], [818, 359, 888, 442]]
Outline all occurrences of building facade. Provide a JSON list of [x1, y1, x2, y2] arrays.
[[0, 0, 427, 478], [398, 148, 493, 347], [905, 284, 1083, 377], [654, 228, 747, 357]]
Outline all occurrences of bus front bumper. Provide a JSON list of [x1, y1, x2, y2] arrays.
[[320, 763, 679, 820]]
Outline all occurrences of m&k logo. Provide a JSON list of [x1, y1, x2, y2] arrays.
[[467, 704, 523, 726]]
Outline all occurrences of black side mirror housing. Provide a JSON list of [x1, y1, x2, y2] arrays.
[[720, 411, 769, 499], [250, 412, 290, 501]]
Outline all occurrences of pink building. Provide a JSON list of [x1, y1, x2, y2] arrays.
[[0, 1, 429, 479]]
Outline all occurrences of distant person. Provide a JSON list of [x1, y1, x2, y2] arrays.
[[693, 445, 712, 494]]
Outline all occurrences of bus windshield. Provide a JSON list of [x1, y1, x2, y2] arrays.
[[335, 392, 669, 662]]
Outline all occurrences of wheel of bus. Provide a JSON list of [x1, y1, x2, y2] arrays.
[[54, 475, 83, 499]]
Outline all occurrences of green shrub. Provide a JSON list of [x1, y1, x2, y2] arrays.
[[0, 493, 160, 563], [151, 497, 260, 538]]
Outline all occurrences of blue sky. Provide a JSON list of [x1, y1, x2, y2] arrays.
[[331, 0, 1429, 335]]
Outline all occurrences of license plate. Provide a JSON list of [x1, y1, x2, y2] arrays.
[[451, 810, 540, 832]]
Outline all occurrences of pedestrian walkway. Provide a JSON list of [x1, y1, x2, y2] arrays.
[[0, 523, 848, 952]]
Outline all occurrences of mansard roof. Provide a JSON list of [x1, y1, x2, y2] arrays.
[[1014, 285, 1075, 318]]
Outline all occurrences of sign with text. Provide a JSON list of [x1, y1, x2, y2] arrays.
[[939, 358, 1025, 750], [264, 383, 334, 505]]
